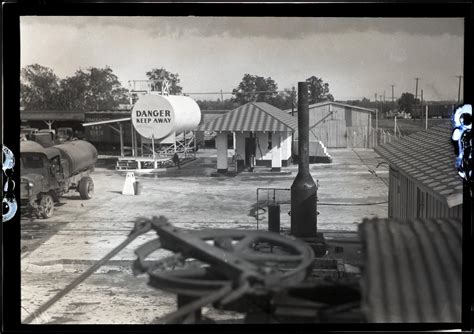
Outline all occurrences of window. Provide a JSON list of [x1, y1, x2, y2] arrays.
[[268, 132, 272, 149], [21, 155, 44, 169]]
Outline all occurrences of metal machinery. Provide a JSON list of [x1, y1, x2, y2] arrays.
[[132, 216, 362, 324]]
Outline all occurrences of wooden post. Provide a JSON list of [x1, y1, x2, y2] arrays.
[[152, 135, 155, 160], [130, 121, 135, 157], [134, 127, 139, 157], [119, 122, 124, 157], [194, 132, 197, 158], [184, 131, 186, 157]]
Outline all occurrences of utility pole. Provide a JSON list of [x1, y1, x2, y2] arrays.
[[220, 89, 224, 102], [421, 89, 424, 126], [457, 75, 463, 104], [425, 105, 428, 130], [415, 78, 420, 120], [421, 89, 423, 111], [291, 86, 296, 116], [374, 93, 379, 141], [380, 94, 384, 118], [391, 85, 395, 103]]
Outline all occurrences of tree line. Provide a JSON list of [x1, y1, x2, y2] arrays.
[[21, 63, 447, 116], [20, 64, 336, 112]]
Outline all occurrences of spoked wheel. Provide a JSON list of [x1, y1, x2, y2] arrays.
[[133, 219, 315, 299], [39, 193, 55, 219]]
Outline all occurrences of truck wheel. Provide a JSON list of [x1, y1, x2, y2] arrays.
[[39, 194, 55, 219], [79, 176, 94, 200]]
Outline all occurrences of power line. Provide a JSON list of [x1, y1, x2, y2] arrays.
[[183, 90, 289, 95]]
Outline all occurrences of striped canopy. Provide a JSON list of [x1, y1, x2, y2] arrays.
[[198, 102, 297, 132]]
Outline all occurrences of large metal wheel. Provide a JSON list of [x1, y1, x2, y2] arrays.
[[39, 193, 55, 219], [134, 221, 315, 298], [78, 176, 94, 200], [132, 218, 316, 323]]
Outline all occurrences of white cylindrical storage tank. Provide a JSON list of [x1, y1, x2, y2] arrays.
[[131, 94, 201, 140]]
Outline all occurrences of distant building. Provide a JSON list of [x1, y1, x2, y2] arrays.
[[198, 102, 297, 172], [375, 122, 462, 220], [287, 101, 375, 154]]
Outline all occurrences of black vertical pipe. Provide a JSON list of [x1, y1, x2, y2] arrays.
[[291, 82, 318, 237]]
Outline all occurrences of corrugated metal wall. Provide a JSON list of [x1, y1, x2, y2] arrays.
[[308, 104, 370, 148], [388, 168, 462, 220]]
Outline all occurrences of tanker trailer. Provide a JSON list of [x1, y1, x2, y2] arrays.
[[20, 140, 98, 219]]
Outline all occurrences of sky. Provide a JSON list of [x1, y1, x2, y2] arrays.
[[20, 16, 464, 102]]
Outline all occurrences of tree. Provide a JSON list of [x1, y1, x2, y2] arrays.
[[306, 76, 334, 104], [232, 74, 278, 105], [397, 92, 420, 115], [196, 99, 238, 111], [20, 64, 61, 110], [58, 66, 129, 110], [146, 67, 182, 95], [268, 88, 294, 110]]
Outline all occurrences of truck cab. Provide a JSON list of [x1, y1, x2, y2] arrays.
[[57, 127, 74, 143], [21, 144, 63, 218], [20, 140, 96, 219]]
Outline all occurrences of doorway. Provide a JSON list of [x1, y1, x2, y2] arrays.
[[245, 136, 256, 166]]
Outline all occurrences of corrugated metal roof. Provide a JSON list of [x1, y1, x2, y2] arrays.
[[359, 217, 462, 323], [375, 122, 462, 208], [21, 110, 85, 121], [198, 102, 297, 132]]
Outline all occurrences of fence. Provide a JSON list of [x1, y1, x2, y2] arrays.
[[346, 127, 397, 149]]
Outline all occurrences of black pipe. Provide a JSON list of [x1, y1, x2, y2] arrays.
[[291, 82, 318, 237]]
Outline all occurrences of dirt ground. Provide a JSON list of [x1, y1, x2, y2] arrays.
[[20, 148, 388, 324]]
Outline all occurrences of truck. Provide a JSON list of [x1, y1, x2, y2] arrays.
[[20, 140, 98, 218]]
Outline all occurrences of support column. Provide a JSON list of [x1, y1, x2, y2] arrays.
[[119, 122, 124, 157], [216, 132, 228, 173], [271, 132, 282, 172], [130, 121, 135, 157], [281, 132, 292, 164]]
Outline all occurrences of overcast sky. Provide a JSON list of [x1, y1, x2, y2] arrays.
[[20, 16, 464, 101]]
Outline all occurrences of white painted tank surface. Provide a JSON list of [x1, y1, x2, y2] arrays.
[[131, 94, 201, 140]]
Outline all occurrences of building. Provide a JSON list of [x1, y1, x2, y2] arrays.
[[287, 101, 375, 150], [198, 102, 297, 172], [375, 122, 462, 220]]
